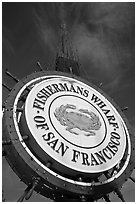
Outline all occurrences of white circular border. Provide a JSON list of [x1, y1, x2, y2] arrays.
[[13, 74, 131, 186], [24, 77, 126, 173]]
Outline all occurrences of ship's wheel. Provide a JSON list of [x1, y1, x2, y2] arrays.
[[2, 69, 135, 202]]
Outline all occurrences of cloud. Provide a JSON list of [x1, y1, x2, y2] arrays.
[[28, 2, 134, 95], [69, 2, 134, 94], [33, 17, 55, 54], [2, 2, 134, 95], [2, 26, 15, 56], [31, 3, 59, 55]]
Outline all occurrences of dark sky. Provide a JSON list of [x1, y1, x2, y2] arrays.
[[2, 2, 135, 202]]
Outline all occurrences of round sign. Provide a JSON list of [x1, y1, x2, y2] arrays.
[[3, 71, 134, 201], [21, 76, 127, 174]]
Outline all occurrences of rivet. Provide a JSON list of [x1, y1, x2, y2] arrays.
[[46, 161, 52, 168], [22, 135, 29, 141], [78, 177, 83, 182], [80, 195, 86, 202]]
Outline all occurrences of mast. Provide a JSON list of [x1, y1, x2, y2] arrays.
[[55, 23, 80, 76]]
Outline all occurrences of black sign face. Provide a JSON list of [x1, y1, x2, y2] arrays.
[[3, 71, 134, 200]]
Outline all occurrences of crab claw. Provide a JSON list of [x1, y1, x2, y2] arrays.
[[66, 104, 76, 109], [79, 109, 88, 113], [85, 132, 96, 136]]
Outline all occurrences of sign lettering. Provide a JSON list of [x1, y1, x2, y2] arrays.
[[25, 77, 126, 173]]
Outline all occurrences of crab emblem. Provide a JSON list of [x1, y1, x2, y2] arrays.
[[54, 104, 101, 136]]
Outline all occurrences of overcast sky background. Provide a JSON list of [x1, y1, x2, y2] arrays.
[[2, 2, 135, 202]]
